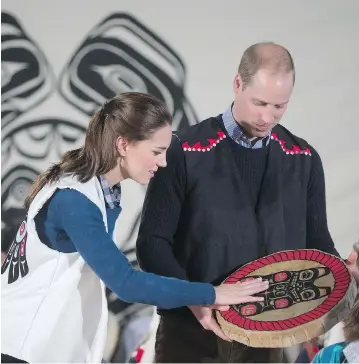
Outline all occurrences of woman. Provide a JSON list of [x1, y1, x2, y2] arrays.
[[311, 298, 359, 363], [1, 92, 268, 363]]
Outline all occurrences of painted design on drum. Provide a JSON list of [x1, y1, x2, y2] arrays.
[[235, 267, 332, 317], [220, 250, 352, 331], [1, 219, 29, 284]]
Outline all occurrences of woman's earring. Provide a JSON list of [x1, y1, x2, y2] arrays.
[[119, 155, 125, 167]]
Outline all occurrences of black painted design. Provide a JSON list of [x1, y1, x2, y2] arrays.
[[58, 13, 198, 132], [235, 267, 332, 317], [1, 219, 29, 284], [1, 12, 55, 129]]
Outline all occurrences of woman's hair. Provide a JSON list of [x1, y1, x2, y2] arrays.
[[24, 92, 172, 210], [343, 297, 359, 343]]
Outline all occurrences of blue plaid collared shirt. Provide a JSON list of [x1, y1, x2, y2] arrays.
[[98, 175, 121, 209], [222, 104, 271, 149]]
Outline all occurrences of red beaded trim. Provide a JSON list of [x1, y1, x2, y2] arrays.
[[271, 133, 311, 156], [182, 131, 311, 156], [182, 131, 226, 152]]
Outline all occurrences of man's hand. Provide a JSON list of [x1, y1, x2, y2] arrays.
[[346, 250, 359, 289], [188, 305, 232, 342]]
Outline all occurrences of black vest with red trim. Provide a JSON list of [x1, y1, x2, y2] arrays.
[[172, 115, 313, 287]]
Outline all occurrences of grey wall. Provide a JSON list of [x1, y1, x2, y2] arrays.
[[3, 0, 358, 257]]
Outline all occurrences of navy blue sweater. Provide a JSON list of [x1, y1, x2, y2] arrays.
[[34, 188, 215, 309]]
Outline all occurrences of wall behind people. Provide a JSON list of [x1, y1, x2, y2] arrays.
[[3, 0, 358, 257], [2, 1, 359, 360]]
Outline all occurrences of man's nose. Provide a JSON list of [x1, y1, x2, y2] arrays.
[[261, 109, 275, 124]]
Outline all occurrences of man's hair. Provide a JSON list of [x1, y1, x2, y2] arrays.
[[238, 42, 295, 89], [343, 298, 359, 343], [354, 240, 359, 269]]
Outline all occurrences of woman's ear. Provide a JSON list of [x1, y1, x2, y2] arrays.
[[115, 136, 129, 157]]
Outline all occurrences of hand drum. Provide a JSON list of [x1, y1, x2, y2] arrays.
[[216, 249, 357, 347]]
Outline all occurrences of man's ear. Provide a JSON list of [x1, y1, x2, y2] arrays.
[[233, 73, 243, 94]]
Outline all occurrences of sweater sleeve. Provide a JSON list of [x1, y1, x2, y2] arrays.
[[136, 135, 189, 280], [53, 189, 215, 309], [306, 147, 340, 257]]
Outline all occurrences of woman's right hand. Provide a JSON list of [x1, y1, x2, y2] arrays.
[[213, 277, 268, 307]]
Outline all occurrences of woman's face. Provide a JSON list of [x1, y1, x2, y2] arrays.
[[120, 124, 172, 185]]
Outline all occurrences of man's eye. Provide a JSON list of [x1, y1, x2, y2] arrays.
[[254, 101, 266, 107], [153, 151, 161, 156]]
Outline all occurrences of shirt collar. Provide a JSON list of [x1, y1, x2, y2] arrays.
[[98, 175, 121, 210], [222, 103, 271, 149]]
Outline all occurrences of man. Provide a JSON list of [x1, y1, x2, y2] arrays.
[[136, 42, 358, 363]]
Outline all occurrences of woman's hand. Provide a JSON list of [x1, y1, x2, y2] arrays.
[[188, 278, 268, 342], [213, 277, 268, 307]]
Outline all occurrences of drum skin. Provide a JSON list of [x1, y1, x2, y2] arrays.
[[216, 249, 357, 348]]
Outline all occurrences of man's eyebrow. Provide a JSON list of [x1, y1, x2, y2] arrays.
[[253, 98, 289, 106]]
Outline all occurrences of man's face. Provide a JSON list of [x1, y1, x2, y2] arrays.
[[232, 69, 294, 138]]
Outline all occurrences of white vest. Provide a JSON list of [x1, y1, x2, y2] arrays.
[[1, 176, 109, 363]]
